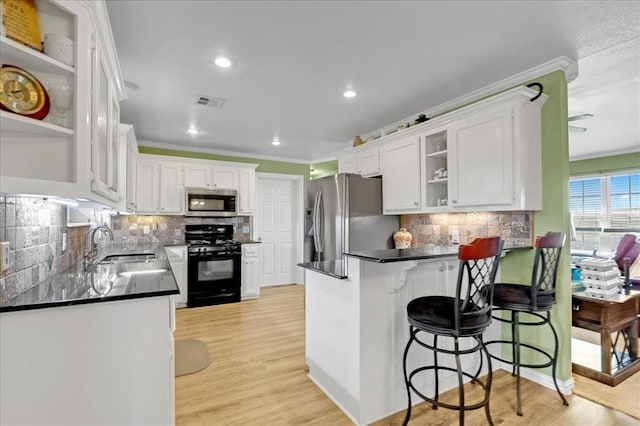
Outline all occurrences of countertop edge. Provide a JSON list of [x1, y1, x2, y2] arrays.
[[0, 289, 179, 314], [297, 263, 347, 279]]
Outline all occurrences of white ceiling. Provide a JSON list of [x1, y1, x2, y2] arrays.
[[105, 1, 640, 163]]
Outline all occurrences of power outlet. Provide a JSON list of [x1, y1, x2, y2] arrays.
[[62, 232, 67, 252], [143, 225, 150, 235], [450, 228, 460, 244], [0, 242, 11, 273]]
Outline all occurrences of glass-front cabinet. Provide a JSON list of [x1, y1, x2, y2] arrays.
[[90, 39, 120, 202], [0, 0, 125, 205]]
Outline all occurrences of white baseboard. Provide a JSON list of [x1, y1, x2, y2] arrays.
[[496, 361, 575, 395]]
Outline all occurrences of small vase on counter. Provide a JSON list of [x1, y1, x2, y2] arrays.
[[393, 228, 412, 249]]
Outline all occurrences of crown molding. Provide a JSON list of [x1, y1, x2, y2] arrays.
[[360, 56, 578, 141], [137, 140, 311, 165]]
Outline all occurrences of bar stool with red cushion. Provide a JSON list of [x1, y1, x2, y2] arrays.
[[402, 237, 503, 426], [485, 231, 568, 416]]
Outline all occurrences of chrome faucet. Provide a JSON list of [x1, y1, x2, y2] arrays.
[[84, 224, 114, 269]]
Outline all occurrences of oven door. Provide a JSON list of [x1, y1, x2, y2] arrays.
[[187, 252, 241, 307]]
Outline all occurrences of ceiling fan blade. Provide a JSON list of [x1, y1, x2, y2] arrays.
[[569, 125, 587, 133], [568, 113, 594, 122]]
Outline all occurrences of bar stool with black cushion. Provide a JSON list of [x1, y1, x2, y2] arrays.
[[485, 231, 568, 417], [402, 237, 503, 426]]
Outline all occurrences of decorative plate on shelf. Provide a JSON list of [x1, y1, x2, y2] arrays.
[[0, 65, 50, 120]]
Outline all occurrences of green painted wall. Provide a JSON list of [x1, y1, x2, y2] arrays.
[[499, 70, 572, 381], [570, 152, 640, 176], [310, 160, 339, 180], [138, 146, 310, 180]]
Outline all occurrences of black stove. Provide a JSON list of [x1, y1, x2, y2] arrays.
[[185, 224, 242, 307]]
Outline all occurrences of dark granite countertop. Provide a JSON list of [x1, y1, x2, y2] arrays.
[[345, 244, 533, 263], [241, 241, 262, 244], [297, 260, 347, 279], [0, 245, 180, 313]]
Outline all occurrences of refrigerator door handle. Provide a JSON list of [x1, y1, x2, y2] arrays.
[[316, 191, 324, 254], [312, 191, 321, 253]]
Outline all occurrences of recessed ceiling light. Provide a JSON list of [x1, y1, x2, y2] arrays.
[[214, 57, 232, 68], [272, 137, 281, 146], [343, 90, 357, 98], [187, 127, 200, 135]]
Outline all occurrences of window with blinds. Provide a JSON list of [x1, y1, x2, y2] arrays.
[[569, 173, 640, 231]]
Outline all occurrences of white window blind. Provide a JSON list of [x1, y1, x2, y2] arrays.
[[569, 173, 640, 231]]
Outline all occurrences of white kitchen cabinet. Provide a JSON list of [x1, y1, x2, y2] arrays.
[[212, 166, 238, 189], [159, 163, 184, 214], [184, 164, 238, 190], [242, 244, 260, 299], [338, 148, 381, 177], [448, 96, 544, 211], [0, 297, 175, 425], [133, 156, 184, 215], [338, 155, 357, 174], [0, 1, 125, 203], [166, 246, 188, 307], [422, 129, 450, 211], [448, 107, 514, 208], [184, 164, 211, 188], [89, 40, 120, 203], [381, 136, 425, 214], [134, 159, 159, 214], [238, 168, 256, 215], [122, 124, 138, 211]]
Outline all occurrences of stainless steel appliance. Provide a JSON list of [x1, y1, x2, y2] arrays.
[[304, 173, 399, 262], [185, 187, 237, 217], [185, 224, 241, 307]]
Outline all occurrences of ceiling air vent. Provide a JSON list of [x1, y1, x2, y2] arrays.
[[195, 94, 226, 109]]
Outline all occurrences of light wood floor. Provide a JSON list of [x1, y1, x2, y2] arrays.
[[175, 285, 638, 425]]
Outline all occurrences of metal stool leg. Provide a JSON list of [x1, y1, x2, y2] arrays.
[[402, 327, 415, 426], [454, 337, 465, 426], [514, 311, 523, 416], [511, 311, 517, 377], [547, 312, 569, 406], [433, 334, 439, 410], [478, 336, 494, 426]]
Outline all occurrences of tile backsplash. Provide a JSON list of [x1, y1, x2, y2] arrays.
[[110, 215, 253, 246], [0, 196, 88, 303], [401, 211, 532, 248]]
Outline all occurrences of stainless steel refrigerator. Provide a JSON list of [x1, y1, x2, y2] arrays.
[[304, 173, 399, 262]]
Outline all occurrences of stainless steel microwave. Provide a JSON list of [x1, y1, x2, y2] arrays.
[[185, 187, 237, 217]]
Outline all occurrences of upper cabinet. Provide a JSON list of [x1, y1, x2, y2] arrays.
[[447, 96, 544, 211], [359, 86, 546, 214], [338, 147, 381, 177], [89, 33, 121, 202], [184, 164, 239, 190], [381, 136, 424, 214], [0, 1, 125, 204], [132, 154, 258, 216]]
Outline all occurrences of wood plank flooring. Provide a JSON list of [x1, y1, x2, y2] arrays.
[[175, 285, 638, 425]]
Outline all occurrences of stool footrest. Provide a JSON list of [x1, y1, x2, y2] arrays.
[[407, 365, 491, 412], [485, 339, 554, 369]]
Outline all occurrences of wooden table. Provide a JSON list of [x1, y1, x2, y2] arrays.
[[571, 290, 640, 386]]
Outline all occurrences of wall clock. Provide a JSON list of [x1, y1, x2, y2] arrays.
[[0, 65, 50, 120]]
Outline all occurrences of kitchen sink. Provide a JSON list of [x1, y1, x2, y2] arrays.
[[98, 253, 156, 264]]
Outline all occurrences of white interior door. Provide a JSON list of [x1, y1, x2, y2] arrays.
[[256, 176, 299, 286]]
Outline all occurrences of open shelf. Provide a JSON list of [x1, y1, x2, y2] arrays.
[[1, 111, 74, 136], [428, 178, 448, 184], [1, 36, 75, 75], [427, 149, 448, 158]]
